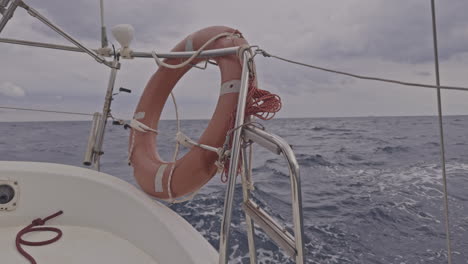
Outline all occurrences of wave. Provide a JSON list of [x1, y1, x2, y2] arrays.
[[423, 142, 440, 147], [296, 153, 332, 166], [312, 126, 352, 132], [375, 145, 410, 154]]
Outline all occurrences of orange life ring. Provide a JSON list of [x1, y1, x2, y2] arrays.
[[129, 26, 249, 200]]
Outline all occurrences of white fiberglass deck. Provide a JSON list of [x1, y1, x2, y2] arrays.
[[0, 161, 217, 264]]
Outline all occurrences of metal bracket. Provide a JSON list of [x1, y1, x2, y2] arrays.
[[83, 112, 101, 166], [83, 58, 120, 170]]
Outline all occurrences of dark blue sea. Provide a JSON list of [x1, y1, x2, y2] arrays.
[[1, 116, 467, 264]]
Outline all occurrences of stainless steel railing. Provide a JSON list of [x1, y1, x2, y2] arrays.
[[218, 123, 306, 263], [243, 126, 305, 263], [218, 50, 305, 264]]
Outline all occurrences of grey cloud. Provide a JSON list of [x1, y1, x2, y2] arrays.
[[0, 82, 26, 97], [29, 0, 193, 46], [308, 0, 468, 64], [28, 1, 100, 41], [2, 0, 468, 121]]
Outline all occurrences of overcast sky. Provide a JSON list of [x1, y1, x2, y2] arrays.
[[1, 0, 468, 121]]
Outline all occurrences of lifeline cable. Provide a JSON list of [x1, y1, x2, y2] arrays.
[[0, 106, 93, 116], [255, 49, 468, 92]]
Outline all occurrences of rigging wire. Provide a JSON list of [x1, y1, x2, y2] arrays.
[[430, 1, 453, 263], [0, 106, 93, 116], [255, 49, 468, 92]]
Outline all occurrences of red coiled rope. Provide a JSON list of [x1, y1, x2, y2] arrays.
[[221, 78, 282, 182], [16, 210, 64, 264], [245, 79, 282, 121]]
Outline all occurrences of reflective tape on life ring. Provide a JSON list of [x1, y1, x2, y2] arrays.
[[220, 80, 241, 95]]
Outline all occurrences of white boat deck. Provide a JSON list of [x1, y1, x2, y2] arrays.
[[0, 162, 217, 264], [2, 225, 158, 264]]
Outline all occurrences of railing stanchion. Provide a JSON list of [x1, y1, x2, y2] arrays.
[[218, 50, 251, 264], [241, 144, 257, 264]]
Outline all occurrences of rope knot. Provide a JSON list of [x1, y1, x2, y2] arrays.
[[32, 218, 45, 226], [17, 211, 63, 263]]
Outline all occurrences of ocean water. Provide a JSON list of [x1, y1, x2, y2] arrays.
[[1, 116, 467, 264]]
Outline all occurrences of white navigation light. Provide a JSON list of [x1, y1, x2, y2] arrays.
[[112, 24, 134, 58], [112, 24, 134, 48]]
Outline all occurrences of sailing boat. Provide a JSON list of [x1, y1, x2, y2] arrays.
[[1, 0, 461, 263]]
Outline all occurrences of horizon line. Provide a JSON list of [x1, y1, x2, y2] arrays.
[[1, 113, 468, 123]]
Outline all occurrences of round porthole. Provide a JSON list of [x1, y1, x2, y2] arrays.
[[0, 184, 15, 204]]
